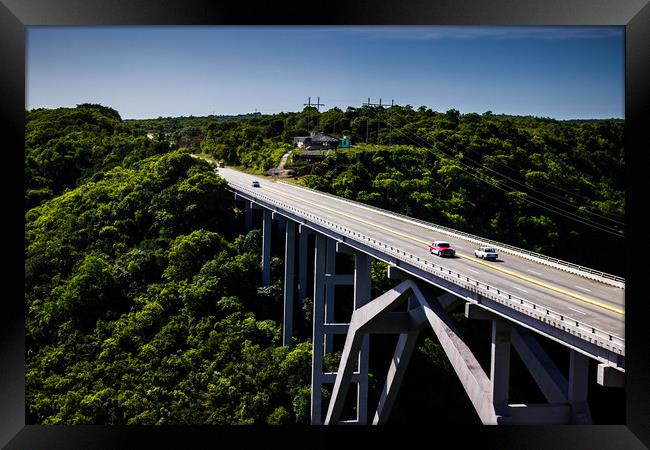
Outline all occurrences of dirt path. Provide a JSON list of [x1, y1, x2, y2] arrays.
[[266, 150, 293, 178]]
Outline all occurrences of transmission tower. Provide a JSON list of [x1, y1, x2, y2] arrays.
[[304, 96, 325, 134]]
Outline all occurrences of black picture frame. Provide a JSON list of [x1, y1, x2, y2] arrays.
[[2, 0, 648, 448]]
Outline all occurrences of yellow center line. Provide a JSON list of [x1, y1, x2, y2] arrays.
[[456, 254, 623, 315], [235, 177, 624, 316]]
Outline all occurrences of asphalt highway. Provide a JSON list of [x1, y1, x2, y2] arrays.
[[217, 167, 625, 341]]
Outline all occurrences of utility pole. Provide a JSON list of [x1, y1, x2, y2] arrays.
[[315, 96, 325, 131], [304, 97, 325, 135], [304, 97, 312, 133], [389, 99, 394, 146], [377, 98, 382, 144], [363, 98, 381, 144]]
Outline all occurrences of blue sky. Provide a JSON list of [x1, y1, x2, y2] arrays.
[[26, 26, 624, 120]]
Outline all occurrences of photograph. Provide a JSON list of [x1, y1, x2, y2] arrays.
[[2, 0, 649, 448]]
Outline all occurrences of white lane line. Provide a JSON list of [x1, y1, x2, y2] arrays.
[[568, 307, 587, 315], [512, 286, 530, 294], [574, 285, 592, 293], [466, 268, 480, 274], [527, 269, 542, 275]]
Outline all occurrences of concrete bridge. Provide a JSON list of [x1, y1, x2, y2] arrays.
[[218, 167, 625, 425]]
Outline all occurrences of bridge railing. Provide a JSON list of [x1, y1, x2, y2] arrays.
[[231, 185, 625, 356], [283, 182, 625, 289]]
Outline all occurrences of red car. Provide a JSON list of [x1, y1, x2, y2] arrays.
[[427, 240, 456, 257]]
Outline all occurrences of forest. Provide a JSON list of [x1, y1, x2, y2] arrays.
[[25, 103, 625, 425]]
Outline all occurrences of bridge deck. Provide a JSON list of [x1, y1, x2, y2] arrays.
[[218, 167, 624, 351]]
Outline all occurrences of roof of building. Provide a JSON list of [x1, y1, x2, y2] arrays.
[[293, 134, 339, 142], [301, 149, 332, 157]]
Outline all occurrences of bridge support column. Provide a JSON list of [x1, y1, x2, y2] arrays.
[[244, 201, 253, 232], [324, 238, 336, 354], [311, 234, 327, 425], [310, 239, 372, 425], [261, 209, 272, 286], [298, 229, 309, 301], [491, 320, 512, 416], [283, 220, 295, 348], [343, 244, 372, 425], [568, 350, 593, 424]]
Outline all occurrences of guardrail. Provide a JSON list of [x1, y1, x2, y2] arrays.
[[230, 184, 625, 355], [282, 182, 625, 289]]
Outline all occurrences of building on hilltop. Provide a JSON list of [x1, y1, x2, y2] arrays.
[[292, 133, 340, 150]]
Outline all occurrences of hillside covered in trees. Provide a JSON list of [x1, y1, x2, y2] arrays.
[[25, 104, 625, 425], [25, 106, 315, 424]]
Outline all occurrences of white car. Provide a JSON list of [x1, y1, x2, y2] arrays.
[[474, 246, 498, 260]]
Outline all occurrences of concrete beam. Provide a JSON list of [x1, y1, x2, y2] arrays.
[[465, 302, 501, 321], [282, 220, 295, 348], [406, 282, 498, 424], [511, 326, 568, 404], [322, 372, 364, 383], [597, 364, 625, 388]]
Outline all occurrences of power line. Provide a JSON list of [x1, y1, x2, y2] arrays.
[[365, 107, 624, 238], [371, 108, 625, 228], [462, 141, 624, 220], [435, 129, 625, 224]]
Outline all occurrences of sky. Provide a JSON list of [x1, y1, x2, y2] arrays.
[[26, 26, 624, 120]]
